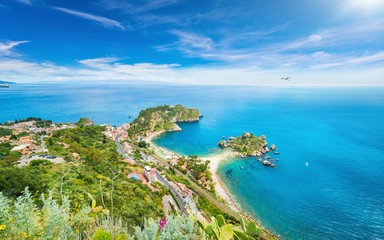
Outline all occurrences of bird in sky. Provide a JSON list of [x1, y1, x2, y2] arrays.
[[281, 77, 292, 81]]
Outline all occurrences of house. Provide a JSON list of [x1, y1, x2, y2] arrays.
[[144, 166, 158, 184], [19, 136, 33, 144]]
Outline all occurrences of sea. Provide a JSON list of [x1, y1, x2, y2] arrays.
[[1, 83, 383, 239]]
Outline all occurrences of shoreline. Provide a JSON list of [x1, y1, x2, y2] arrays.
[[144, 131, 245, 216], [201, 150, 243, 214]]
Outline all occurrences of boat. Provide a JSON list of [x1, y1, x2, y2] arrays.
[[0, 83, 10, 88]]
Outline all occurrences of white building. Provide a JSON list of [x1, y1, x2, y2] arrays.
[[144, 166, 158, 184]]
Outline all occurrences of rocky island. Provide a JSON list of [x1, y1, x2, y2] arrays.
[[218, 132, 279, 168]]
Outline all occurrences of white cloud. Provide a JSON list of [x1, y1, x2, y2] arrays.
[[156, 19, 384, 71], [307, 34, 322, 42], [97, 0, 179, 14], [0, 40, 29, 56], [312, 51, 384, 69], [79, 57, 121, 69], [0, 54, 383, 86], [52, 7, 125, 30], [169, 30, 214, 51]]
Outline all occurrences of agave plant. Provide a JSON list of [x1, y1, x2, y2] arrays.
[[198, 215, 263, 240]]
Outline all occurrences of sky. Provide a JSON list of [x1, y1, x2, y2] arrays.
[[0, 0, 383, 85]]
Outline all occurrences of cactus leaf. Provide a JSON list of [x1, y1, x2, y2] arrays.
[[92, 206, 103, 213], [217, 214, 225, 227], [220, 225, 234, 240], [234, 230, 249, 240], [205, 224, 213, 235], [240, 217, 247, 232], [246, 222, 260, 236], [197, 220, 206, 230], [102, 209, 110, 215]]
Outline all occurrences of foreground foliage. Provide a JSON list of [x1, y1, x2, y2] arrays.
[[0, 189, 271, 240]]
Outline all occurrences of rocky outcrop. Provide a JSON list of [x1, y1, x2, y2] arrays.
[[262, 160, 271, 166], [218, 140, 228, 148], [270, 144, 277, 151], [171, 124, 182, 132]]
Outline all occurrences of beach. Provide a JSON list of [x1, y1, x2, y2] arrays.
[[145, 131, 243, 214], [201, 151, 242, 213]]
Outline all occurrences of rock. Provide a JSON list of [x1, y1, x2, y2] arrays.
[[262, 160, 271, 166], [218, 140, 228, 148], [261, 148, 267, 154], [171, 124, 182, 132], [270, 144, 277, 151], [274, 151, 280, 155], [229, 136, 235, 140], [270, 164, 276, 168]]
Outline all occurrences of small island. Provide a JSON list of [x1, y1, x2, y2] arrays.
[[218, 132, 279, 168]]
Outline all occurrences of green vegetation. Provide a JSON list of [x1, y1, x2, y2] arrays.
[[0, 127, 12, 137], [127, 104, 200, 138], [0, 142, 21, 168], [12, 117, 53, 127], [221, 132, 267, 156], [76, 117, 94, 127], [44, 124, 165, 227], [0, 122, 165, 232], [29, 159, 53, 166], [198, 214, 266, 240], [16, 131, 29, 138], [0, 189, 272, 239], [197, 196, 237, 223], [175, 156, 214, 192], [0, 167, 48, 198]]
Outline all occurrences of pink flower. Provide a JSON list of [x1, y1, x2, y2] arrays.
[[159, 216, 167, 230]]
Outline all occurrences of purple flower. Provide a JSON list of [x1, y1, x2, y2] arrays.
[[159, 216, 167, 230]]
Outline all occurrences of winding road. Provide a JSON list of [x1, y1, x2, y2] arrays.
[[114, 131, 188, 215]]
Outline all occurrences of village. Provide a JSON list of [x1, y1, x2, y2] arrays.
[[0, 119, 204, 219]]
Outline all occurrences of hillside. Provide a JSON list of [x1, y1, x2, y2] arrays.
[[127, 104, 201, 139]]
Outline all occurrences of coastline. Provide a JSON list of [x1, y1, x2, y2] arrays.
[[145, 131, 245, 215], [201, 151, 243, 214]]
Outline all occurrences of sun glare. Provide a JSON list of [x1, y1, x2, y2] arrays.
[[348, 0, 384, 12]]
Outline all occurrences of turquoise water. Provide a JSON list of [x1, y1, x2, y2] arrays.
[[1, 84, 384, 239]]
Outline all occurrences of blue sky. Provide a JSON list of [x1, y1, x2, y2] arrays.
[[0, 0, 383, 85]]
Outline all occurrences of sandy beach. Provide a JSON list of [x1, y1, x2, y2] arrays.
[[145, 131, 243, 214], [201, 151, 242, 213]]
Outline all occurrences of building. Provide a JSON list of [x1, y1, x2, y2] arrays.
[[144, 166, 158, 184], [19, 136, 33, 144]]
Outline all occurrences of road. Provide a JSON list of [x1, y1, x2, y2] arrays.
[[114, 131, 188, 215], [151, 151, 241, 220]]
